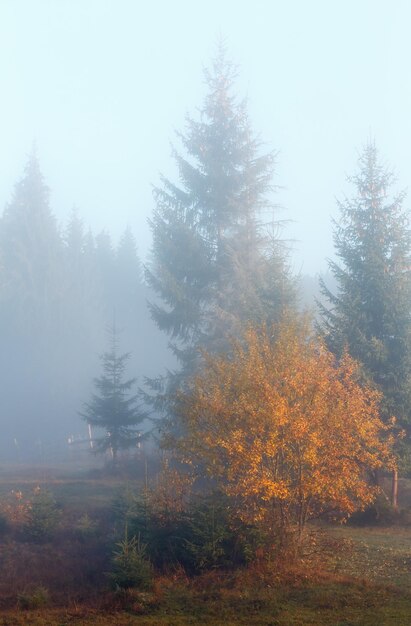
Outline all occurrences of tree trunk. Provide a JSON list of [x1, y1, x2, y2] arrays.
[[391, 468, 398, 510]]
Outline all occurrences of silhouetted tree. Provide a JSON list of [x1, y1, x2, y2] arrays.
[[81, 324, 147, 462], [114, 226, 144, 326], [95, 230, 116, 310], [0, 149, 64, 336]]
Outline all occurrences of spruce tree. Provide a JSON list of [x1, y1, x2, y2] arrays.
[[146, 47, 294, 389], [0, 149, 64, 336], [62, 209, 106, 363], [81, 324, 147, 462], [114, 226, 144, 324], [65, 207, 85, 265], [95, 230, 116, 310], [0, 151, 77, 447], [64, 209, 89, 331], [319, 142, 411, 487]]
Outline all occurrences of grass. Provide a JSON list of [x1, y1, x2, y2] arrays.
[[0, 464, 410, 624], [0, 468, 125, 515], [0, 577, 410, 625], [327, 525, 411, 588]]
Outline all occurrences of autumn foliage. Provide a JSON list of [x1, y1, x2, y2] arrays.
[[174, 319, 395, 536]]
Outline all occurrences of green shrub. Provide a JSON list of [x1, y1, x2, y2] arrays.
[[109, 530, 153, 590], [184, 493, 264, 573], [23, 488, 60, 542], [112, 488, 264, 572], [17, 586, 49, 609], [74, 513, 99, 541], [113, 486, 192, 569]]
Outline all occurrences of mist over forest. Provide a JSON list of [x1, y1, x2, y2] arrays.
[[3, 4, 411, 624], [0, 153, 176, 459], [0, 71, 336, 462], [0, 16, 401, 464], [0, 0, 347, 462], [0, 146, 326, 460]]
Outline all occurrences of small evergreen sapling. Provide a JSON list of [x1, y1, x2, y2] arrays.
[[109, 527, 153, 590], [23, 487, 60, 542]]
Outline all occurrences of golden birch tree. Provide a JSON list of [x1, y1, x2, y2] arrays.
[[174, 319, 395, 538]]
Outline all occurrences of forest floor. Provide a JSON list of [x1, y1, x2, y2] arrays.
[[0, 463, 410, 625]]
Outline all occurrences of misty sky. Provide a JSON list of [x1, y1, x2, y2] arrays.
[[1, 0, 411, 274]]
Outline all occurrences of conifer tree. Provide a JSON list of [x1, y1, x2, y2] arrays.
[[95, 230, 116, 309], [146, 47, 294, 386], [64, 209, 87, 325], [0, 151, 76, 446], [81, 324, 147, 462], [319, 142, 411, 490], [63, 209, 104, 350], [116, 226, 143, 285], [0, 149, 64, 336], [65, 207, 85, 265], [114, 226, 144, 323]]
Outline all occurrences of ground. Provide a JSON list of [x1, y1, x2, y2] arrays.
[[0, 462, 410, 625]]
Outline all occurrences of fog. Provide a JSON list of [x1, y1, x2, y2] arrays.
[[0, 163, 173, 458], [1, 0, 410, 459]]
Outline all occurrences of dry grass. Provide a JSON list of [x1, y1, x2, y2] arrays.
[[0, 465, 410, 624]]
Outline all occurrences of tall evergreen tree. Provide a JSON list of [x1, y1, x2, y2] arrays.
[[95, 229, 116, 311], [62, 208, 105, 355], [115, 226, 144, 322], [65, 207, 85, 264], [64, 208, 88, 329], [0, 151, 75, 449], [0, 150, 64, 336], [319, 142, 411, 481], [146, 47, 294, 386]]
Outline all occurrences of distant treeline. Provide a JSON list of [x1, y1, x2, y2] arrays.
[[0, 153, 171, 459]]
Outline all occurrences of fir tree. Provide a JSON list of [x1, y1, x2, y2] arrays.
[[81, 324, 147, 462], [65, 207, 85, 264], [116, 226, 143, 286], [64, 208, 88, 328], [0, 150, 71, 445], [62, 209, 105, 355], [0, 149, 64, 336], [114, 226, 144, 325], [319, 142, 411, 484], [146, 46, 294, 392], [95, 229, 116, 311]]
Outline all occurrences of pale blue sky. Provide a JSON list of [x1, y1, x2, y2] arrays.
[[1, 0, 411, 273]]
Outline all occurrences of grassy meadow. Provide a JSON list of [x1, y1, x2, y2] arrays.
[[0, 462, 410, 625]]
